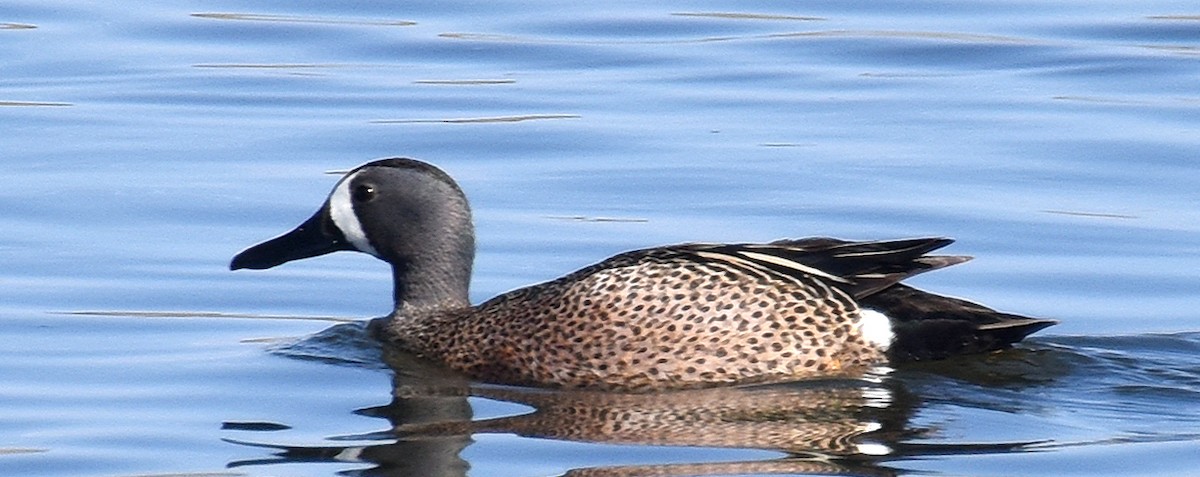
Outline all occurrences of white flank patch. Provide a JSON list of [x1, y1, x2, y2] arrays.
[[857, 308, 894, 350], [328, 172, 380, 256]]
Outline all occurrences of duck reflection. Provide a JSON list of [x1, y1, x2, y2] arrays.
[[226, 344, 1038, 477]]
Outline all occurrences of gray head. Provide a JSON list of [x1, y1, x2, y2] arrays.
[[231, 158, 475, 312]]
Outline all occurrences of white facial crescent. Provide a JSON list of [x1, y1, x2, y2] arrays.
[[328, 171, 380, 257]]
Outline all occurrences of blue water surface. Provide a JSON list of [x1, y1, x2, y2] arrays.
[[1, 1, 1198, 476]]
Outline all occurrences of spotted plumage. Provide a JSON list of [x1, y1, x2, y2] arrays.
[[231, 157, 1055, 391]]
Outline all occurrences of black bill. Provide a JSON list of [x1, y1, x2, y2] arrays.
[[230, 206, 352, 270]]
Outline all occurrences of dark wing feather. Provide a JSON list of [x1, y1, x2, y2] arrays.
[[693, 237, 968, 298]]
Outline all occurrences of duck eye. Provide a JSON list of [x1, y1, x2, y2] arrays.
[[352, 184, 376, 203]]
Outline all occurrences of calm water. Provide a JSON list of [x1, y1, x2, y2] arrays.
[[2, 1, 1199, 476]]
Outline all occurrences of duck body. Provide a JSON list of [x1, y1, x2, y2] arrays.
[[231, 158, 1055, 391]]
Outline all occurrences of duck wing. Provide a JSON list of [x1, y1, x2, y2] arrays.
[[668, 237, 1056, 361], [673, 236, 966, 299]]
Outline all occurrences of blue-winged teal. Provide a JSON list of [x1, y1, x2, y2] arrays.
[[231, 158, 1055, 390]]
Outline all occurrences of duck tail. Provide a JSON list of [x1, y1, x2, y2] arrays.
[[861, 284, 1057, 361]]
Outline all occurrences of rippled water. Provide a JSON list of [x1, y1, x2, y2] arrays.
[[2, 1, 1198, 476]]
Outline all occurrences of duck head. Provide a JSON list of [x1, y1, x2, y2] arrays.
[[230, 158, 475, 312]]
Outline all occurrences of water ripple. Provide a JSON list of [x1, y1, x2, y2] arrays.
[[190, 12, 416, 27], [438, 29, 1036, 46]]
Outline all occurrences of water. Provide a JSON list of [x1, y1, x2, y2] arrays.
[[2, 0, 1198, 475]]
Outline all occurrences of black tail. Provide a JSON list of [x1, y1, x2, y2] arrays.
[[863, 284, 1057, 362]]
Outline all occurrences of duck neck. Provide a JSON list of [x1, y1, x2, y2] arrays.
[[390, 246, 473, 316]]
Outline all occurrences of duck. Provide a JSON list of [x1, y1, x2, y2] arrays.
[[230, 157, 1055, 390]]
